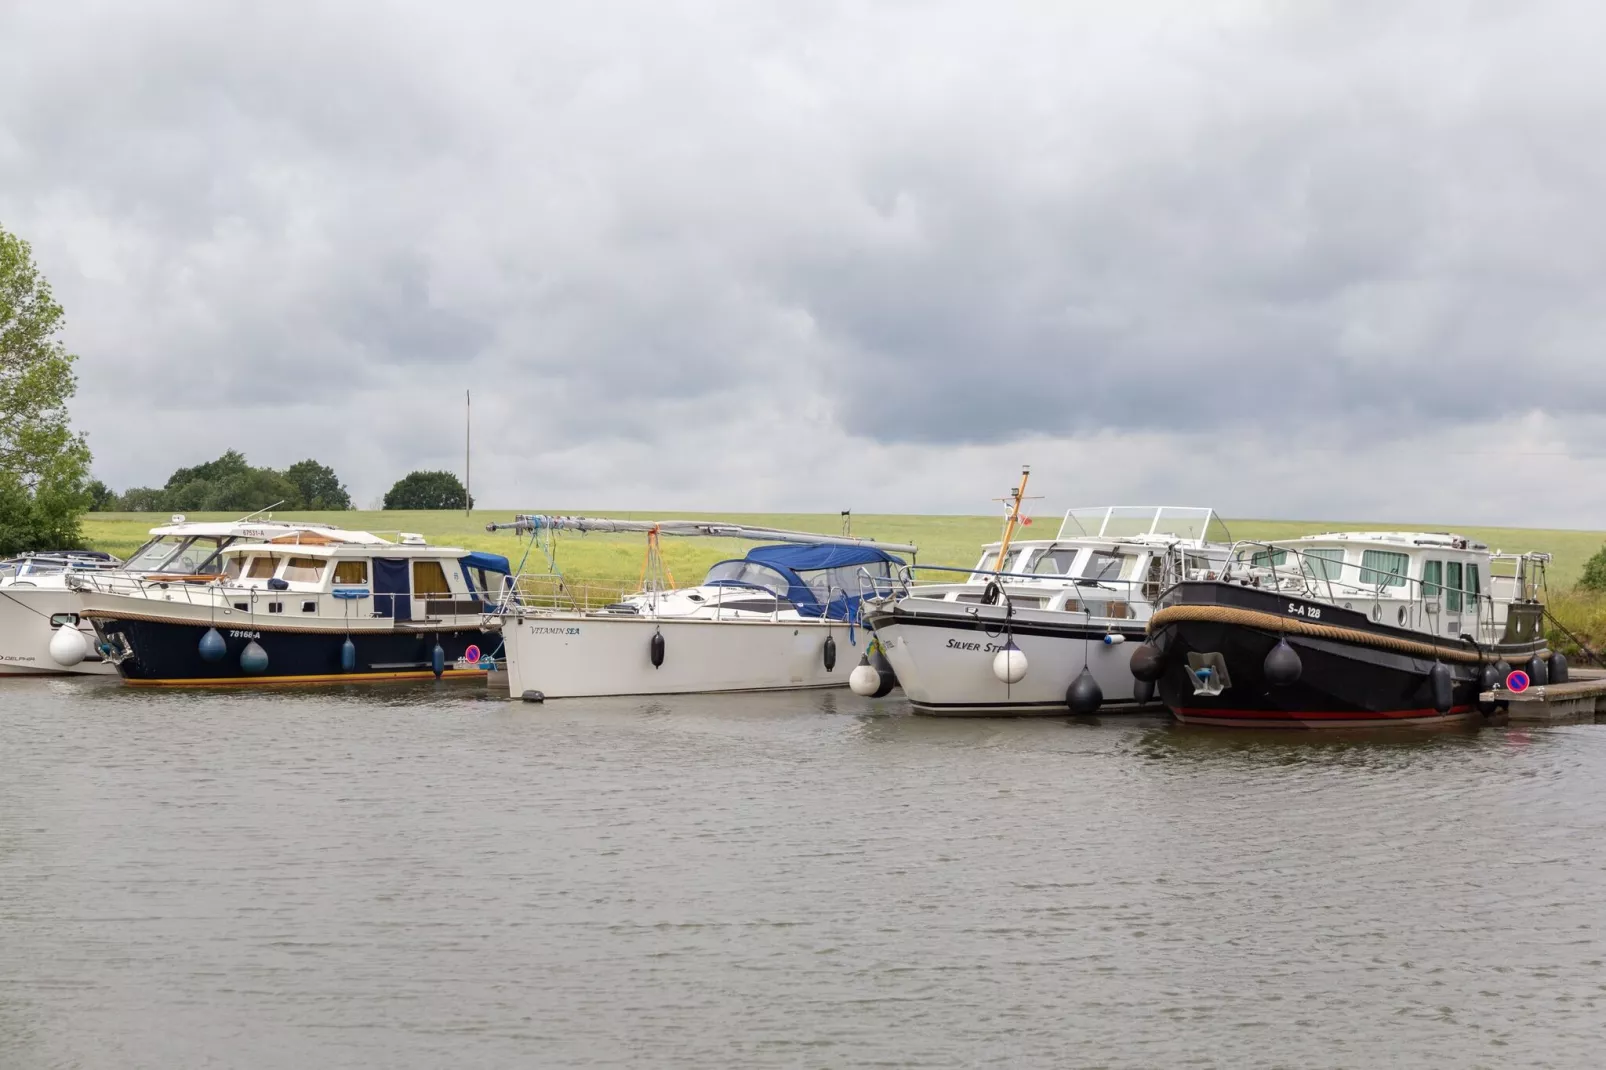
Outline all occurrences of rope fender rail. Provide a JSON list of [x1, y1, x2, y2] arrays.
[[1147, 603, 1547, 666], [81, 608, 410, 636]]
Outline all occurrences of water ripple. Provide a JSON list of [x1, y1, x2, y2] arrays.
[[2, 678, 1604, 1068]]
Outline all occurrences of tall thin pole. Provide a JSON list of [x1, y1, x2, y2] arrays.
[[465, 389, 472, 516]]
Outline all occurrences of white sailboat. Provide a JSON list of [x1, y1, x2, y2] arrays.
[[483, 516, 915, 699]]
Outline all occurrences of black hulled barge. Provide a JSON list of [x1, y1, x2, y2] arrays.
[[1130, 532, 1558, 728]]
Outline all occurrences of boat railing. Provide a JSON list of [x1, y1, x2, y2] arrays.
[[1219, 539, 1508, 643], [865, 562, 1165, 618], [504, 572, 631, 613]]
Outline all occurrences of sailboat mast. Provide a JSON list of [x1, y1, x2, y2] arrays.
[[465, 389, 472, 517]]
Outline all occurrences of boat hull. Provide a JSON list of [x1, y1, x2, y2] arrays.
[[88, 614, 493, 686], [1148, 582, 1544, 729], [497, 613, 870, 698], [864, 599, 1153, 715], [0, 586, 116, 676]]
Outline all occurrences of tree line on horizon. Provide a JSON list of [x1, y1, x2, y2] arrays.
[[87, 450, 473, 513]]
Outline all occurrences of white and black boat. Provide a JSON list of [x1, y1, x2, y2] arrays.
[[77, 530, 510, 686], [0, 518, 390, 678], [484, 516, 912, 699], [861, 470, 1232, 715], [1135, 532, 1557, 728]]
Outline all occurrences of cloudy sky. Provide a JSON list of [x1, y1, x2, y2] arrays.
[[3, 0, 1604, 523]]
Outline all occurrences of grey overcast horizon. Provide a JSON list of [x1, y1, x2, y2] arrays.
[[3, 1, 1603, 525]]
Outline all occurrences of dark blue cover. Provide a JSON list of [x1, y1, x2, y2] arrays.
[[459, 551, 512, 574], [373, 558, 412, 621], [705, 543, 903, 620], [743, 544, 901, 571]]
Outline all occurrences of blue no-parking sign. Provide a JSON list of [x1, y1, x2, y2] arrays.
[[1506, 670, 1530, 693]]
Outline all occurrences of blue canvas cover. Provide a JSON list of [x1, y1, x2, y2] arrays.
[[702, 543, 904, 620], [743, 544, 901, 572], [459, 551, 511, 574], [373, 558, 412, 620]]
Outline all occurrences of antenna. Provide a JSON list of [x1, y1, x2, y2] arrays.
[[236, 500, 287, 523], [465, 389, 472, 517]]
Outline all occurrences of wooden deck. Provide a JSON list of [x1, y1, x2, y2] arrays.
[[1482, 667, 1606, 723]]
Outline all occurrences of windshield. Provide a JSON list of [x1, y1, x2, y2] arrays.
[[704, 561, 795, 596], [122, 535, 232, 574], [122, 536, 189, 571], [1030, 548, 1079, 576]]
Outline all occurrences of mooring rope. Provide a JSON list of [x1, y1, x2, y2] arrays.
[[1147, 603, 1548, 666]]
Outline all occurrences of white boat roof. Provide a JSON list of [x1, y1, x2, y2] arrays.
[[220, 537, 462, 558], [1055, 506, 1225, 546], [144, 518, 389, 544], [1278, 531, 1491, 552]]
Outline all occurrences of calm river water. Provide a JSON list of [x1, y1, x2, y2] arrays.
[[2, 677, 1604, 1068]]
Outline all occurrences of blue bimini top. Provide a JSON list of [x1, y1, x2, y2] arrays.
[[704, 543, 904, 620]]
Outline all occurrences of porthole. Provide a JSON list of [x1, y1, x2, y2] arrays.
[[1343, 602, 1353, 611], [1371, 604, 1382, 622], [301, 601, 317, 613], [1397, 606, 1408, 625], [49, 612, 80, 627]]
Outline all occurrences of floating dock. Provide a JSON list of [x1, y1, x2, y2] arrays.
[[1483, 667, 1606, 724]]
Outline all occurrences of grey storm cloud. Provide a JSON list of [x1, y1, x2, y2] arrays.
[[3, 0, 1606, 518]]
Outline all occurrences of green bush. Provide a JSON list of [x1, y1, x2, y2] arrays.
[[1578, 545, 1606, 593]]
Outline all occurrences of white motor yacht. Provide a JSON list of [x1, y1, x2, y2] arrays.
[[861, 472, 1231, 715], [0, 517, 388, 677], [77, 531, 509, 685]]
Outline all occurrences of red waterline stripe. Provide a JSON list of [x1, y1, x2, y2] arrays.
[[1175, 705, 1476, 721]]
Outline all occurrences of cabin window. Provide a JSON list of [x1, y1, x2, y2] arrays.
[[1446, 562, 1463, 612], [802, 563, 888, 601], [247, 556, 279, 580], [223, 557, 246, 581], [976, 549, 1027, 574], [1031, 549, 1078, 576], [1083, 551, 1133, 583], [283, 557, 325, 584], [1250, 549, 1288, 567], [334, 560, 368, 585], [1359, 550, 1409, 588], [413, 560, 451, 597], [1422, 561, 1443, 599], [1303, 548, 1344, 581], [1468, 564, 1481, 603], [705, 561, 794, 596]]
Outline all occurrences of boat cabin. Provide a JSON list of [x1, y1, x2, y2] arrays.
[[914, 506, 1231, 620], [116, 519, 388, 578], [1230, 532, 1549, 645], [212, 535, 513, 623]]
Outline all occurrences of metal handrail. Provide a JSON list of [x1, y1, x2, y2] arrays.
[[1218, 539, 1515, 643]]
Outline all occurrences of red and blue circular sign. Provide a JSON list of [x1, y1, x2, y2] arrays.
[[463, 645, 482, 664], [1506, 669, 1530, 693]]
